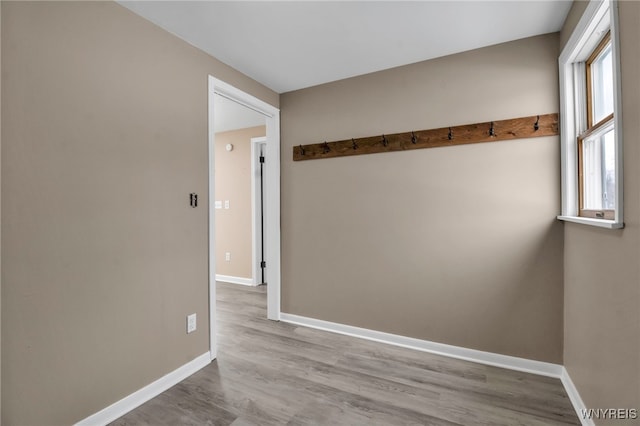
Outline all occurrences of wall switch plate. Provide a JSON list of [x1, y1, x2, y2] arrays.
[[187, 313, 197, 334], [224, 200, 230, 209], [225, 252, 231, 261], [215, 200, 222, 209]]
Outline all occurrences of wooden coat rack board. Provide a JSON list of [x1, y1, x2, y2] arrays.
[[293, 113, 558, 161]]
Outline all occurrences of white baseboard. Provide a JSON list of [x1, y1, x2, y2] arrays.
[[75, 352, 211, 426], [561, 367, 594, 426], [280, 313, 563, 378], [216, 274, 255, 286]]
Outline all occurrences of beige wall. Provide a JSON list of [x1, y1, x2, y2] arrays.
[[559, 0, 589, 50], [0, 1, 3, 420], [561, 1, 640, 422], [1, 2, 277, 424], [281, 33, 564, 363], [215, 126, 266, 279]]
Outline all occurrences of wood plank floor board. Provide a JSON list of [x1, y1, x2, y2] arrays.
[[217, 342, 445, 416], [216, 351, 457, 426], [217, 324, 343, 367], [336, 349, 578, 425], [110, 282, 579, 426], [336, 352, 570, 413]]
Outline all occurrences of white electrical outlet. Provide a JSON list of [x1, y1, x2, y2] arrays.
[[224, 200, 230, 209], [187, 313, 197, 334], [225, 252, 231, 261]]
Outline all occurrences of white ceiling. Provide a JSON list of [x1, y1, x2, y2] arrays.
[[119, 1, 572, 94], [214, 94, 266, 133]]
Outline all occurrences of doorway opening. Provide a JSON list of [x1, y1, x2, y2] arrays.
[[213, 95, 265, 287], [208, 77, 281, 360]]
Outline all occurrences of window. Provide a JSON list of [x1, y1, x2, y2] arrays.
[[558, 0, 623, 229], [579, 32, 615, 219]]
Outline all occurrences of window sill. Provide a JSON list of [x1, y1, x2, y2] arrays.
[[557, 215, 624, 229]]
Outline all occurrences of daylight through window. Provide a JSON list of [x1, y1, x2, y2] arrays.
[[579, 32, 615, 220]]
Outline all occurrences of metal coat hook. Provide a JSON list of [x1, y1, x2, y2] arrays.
[[534, 115, 540, 131], [352, 138, 358, 150], [411, 131, 417, 144], [322, 141, 330, 153], [448, 127, 453, 141], [489, 122, 496, 137], [299, 144, 306, 155], [382, 134, 388, 147]]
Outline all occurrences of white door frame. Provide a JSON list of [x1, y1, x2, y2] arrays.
[[251, 137, 267, 286], [208, 76, 281, 360]]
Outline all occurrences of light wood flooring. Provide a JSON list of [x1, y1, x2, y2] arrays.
[[111, 282, 579, 425]]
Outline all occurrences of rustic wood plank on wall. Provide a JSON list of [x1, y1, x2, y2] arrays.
[[293, 113, 558, 161]]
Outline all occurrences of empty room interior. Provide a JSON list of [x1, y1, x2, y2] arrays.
[[1, 1, 639, 425]]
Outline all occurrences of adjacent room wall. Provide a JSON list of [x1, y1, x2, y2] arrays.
[[1, 2, 277, 424], [215, 126, 266, 280], [561, 0, 640, 419], [281, 33, 564, 364]]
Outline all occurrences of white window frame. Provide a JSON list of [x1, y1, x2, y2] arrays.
[[558, 0, 624, 229]]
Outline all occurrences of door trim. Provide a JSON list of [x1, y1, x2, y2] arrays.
[[251, 137, 267, 286], [208, 76, 281, 360]]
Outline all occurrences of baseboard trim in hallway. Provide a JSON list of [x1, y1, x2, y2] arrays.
[[561, 367, 593, 426], [216, 274, 255, 286], [280, 313, 564, 378], [75, 352, 211, 426]]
